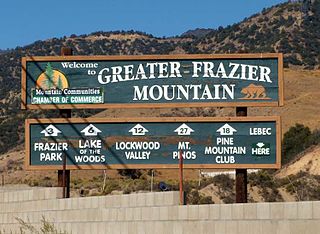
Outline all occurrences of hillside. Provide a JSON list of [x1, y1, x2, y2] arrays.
[[181, 28, 215, 38], [194, 0, 320, 68], [0, 0, 320, 155]]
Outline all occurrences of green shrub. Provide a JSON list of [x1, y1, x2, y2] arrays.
[[222, 196, 234, 204], [199, 177, 216, 189], [188, 190, 201, 204], [261, 187, 283, 202], [117, 169, 142, 179], [282, 124, 315, 165], [249, 170, 275, 188], [212, 174, 234, 191], [103, 180, 121, 194], [199, 195, 214, 204], [187, 190, 213, 205]]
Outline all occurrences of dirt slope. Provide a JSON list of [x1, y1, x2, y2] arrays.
[[276, 145, 320, 178]]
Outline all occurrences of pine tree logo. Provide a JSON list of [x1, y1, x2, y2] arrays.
[[43, 63, 55, 89], [36, 63, 68, 90]]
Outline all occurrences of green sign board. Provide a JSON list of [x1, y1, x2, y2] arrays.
[[21, 54, 284, 109], [25, 117, 281, 170]]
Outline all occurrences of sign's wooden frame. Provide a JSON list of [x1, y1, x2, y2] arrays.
[[25, 116, 281, 170], [21, 53, 284, 109]]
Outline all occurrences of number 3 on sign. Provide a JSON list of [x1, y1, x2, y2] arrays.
[[46, 127, 54, 135]]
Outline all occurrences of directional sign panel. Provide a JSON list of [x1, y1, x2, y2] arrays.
[[21, 54, 283, 109], [25, 117, 281, 170]]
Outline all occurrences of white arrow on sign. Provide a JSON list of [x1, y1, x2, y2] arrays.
[[41, 124, 61, 137], [256, 142, 265, 148], [81, 124, 102, 136], [129, 124, 149, 136], [174, 123, 194, 136], [216, 124, 237, 136]]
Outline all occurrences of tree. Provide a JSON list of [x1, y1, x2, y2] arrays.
[[282, 124, 313, 164]]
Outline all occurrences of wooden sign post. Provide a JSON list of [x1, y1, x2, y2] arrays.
[[235, 107, 248, 203], [58, 47, 72, 198]]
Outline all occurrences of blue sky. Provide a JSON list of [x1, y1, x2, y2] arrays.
[[0, 0, 286, 49]]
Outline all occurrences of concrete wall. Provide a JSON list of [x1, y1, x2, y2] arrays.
[[0, 187, 319, 234]]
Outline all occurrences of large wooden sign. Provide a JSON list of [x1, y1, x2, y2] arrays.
[[25, 117, 281, 170], [21, 54, 283, 109]]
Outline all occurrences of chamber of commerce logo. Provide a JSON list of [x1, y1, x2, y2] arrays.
[[239, 84, 271, 100], [36, 63, 68, 90]]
